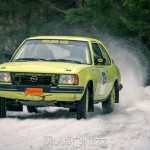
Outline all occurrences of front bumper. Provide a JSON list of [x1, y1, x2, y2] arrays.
[[0, 84, 84, 93], [0, 84, 84, 101]]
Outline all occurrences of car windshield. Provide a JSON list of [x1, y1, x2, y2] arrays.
[[12, 39, 92, 64]]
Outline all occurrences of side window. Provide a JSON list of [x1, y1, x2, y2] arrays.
[[99, 44, 111, 65], [92, 43, 103, 65]]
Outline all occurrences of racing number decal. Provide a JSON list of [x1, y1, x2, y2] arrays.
[[99, 68, 106, 95]]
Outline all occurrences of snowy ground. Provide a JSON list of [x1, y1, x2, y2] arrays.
[[0, 85, 150, 150]]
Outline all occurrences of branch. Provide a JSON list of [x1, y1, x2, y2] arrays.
[[50, 4, 67, 14], [75, 0, 84, 8]]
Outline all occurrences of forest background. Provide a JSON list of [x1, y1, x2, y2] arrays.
[[0, 0, 149, 84]]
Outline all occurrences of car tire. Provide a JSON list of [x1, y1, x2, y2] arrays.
[[102, 86, 115, 114], [76, 86, 89, 120], [27, 106, 38, 113], [0, 98, 6, 118]]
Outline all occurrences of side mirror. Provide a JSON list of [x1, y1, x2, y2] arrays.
[[96, 58, 106, 65], [4, 52, 12, 61]]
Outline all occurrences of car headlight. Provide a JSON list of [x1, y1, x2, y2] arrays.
[[59, 74, 79, 85], [0, 72, 11, 82]]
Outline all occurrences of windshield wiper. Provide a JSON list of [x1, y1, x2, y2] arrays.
[[13, 58, 82, 64], [50, 59, 82, 64], [13, 58, 47, 62]]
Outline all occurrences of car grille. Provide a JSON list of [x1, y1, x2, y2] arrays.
[[12, 73, 58, 86]]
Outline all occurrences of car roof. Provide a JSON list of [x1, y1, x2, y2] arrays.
[[27, 36, 101, 43]]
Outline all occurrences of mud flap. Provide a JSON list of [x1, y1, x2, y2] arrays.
[[115, 84, 123, 103], [115, 90, 119, 103]]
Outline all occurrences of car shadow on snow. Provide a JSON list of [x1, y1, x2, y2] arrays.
[[7, 108, 75, 120], [6, 104, 103, 120]]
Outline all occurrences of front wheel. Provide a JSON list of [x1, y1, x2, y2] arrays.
[[0, 98, 7, 118], [102, 86, 115, 114], [76, 87, 89, 120]]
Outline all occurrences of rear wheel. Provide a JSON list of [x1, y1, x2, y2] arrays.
[[0, 98, 6, 118], [102, 86, 115, 114], [27, 106, 38, 113], [76, 87, 89, 120]]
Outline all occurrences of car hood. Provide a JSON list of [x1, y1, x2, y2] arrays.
[[0, 62, 88, 74]]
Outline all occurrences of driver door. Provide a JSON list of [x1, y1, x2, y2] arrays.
[[91, 43, 113, 101]]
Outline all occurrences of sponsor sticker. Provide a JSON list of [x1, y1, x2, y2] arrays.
[[99, 68, 106, 95], [42, 40, 69, 44]]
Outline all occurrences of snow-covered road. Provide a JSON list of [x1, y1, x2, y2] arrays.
[[0, 86, 150, 150]]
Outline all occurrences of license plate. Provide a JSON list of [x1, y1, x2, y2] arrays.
[[25, 88, 43, 95]]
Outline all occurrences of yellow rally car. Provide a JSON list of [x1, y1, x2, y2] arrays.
[[0, 36, 122, 120]]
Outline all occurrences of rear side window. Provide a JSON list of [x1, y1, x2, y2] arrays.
[[98, 44, 111, 65], [92, 43, 103, 64]]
